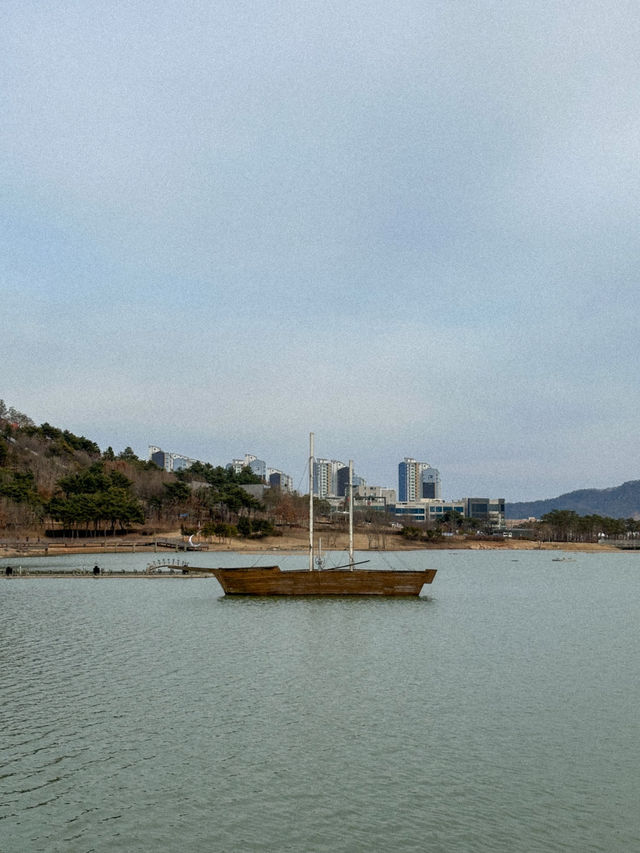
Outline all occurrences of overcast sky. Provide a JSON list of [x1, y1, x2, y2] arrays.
[[2, 1, 639, 501]]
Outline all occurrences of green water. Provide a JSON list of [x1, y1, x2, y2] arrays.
[[1, 550, 639, 852]]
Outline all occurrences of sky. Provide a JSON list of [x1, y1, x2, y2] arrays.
[[2, 1, 639, 502]]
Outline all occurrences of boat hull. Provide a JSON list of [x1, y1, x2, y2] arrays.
[[210, 565, 436, 596]]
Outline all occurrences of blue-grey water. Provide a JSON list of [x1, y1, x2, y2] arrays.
[[1, 549, 639, 852]]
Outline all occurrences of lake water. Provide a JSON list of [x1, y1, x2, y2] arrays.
[[1, 549, 639, 852]]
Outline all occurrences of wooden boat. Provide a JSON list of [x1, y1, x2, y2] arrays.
[[194, 434, 437, 596], [210, 564, 436, 596]]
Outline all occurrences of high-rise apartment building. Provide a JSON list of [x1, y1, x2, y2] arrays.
[[148, 445, 197, 473], [228, 455, 292, 490], [336, 466, 364, 497], [420, 467, 441, 499], [313, 459, 346, 498], [228, 454, 267, 479], [267, 469, 293, 491], [398, 457, 441, 502]]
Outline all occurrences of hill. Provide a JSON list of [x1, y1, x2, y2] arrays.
[[0, 400, 291, 539], [506, 480, 640, 520]]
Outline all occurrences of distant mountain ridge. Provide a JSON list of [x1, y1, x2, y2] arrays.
[[506, 480, 640, 520]]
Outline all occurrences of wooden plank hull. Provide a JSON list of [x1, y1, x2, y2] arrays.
[[210, 565, 436, 596]]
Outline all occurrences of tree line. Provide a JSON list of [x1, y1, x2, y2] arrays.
[[534, 510, 639, 542]]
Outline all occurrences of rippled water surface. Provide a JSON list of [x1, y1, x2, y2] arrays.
[[1, 550, 639, 852]]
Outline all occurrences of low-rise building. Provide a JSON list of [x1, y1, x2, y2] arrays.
[[461, 497, 506, 527], [352, 484, 396, 513], [390, 500, 466, 524], [388, 497, 505, 528]]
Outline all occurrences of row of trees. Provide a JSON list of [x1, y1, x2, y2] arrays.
[[397, 510, 495, 540], [0, 461, 146, 535], [395, 509, 640, 544], [199, 518, 277, 541], [42, 461, 273, 535], [535, 510, 640, 542], [45, 464, 145, 534]]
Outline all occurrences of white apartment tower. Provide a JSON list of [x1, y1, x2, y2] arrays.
[[313, 458, 345, 498], [398, 457, 441, 502]]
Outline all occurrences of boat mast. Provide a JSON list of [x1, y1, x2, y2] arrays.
[[348, 459, 354, 569], [309, 432, 314, 572]]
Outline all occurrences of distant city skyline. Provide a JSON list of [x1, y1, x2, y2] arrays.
[[146, 440, 506, 527], [147, 441, 506, 506]]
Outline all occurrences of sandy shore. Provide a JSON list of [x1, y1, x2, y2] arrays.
[[0, 529, 620, 558]]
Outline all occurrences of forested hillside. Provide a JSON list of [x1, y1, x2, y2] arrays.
[[0, 400, 301, 538], [506, 481, 640, 520]]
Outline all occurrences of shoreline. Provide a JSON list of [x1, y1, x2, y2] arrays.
[[0, 532, 621, 559]]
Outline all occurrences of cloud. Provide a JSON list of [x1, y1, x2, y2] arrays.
[[2, 1, 640, 499]]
